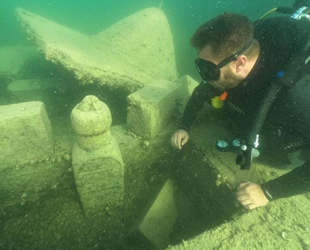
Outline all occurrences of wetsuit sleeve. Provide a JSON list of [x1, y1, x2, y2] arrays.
[[261, 161, 310, 201], [179, 82, 212, 132]]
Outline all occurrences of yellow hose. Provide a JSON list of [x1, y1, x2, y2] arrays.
[[259, 8, 278, 19]]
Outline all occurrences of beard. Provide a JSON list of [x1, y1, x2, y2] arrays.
[[209, 66, 241, 91]]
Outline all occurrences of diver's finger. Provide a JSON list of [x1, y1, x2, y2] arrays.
[[236, 189, 247, 197], [177, 134, 182, 149], [236, 194, 249, 202], [244, 203, 256, 210], [182, 136, 189, 145], [240, 200, 252, 207], [173, 133, 179, 149], [237, 182, 251, 190]]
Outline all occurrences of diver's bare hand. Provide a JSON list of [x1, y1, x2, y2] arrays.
[[237, 182, 269, 210], [171, 129, 189, 149]]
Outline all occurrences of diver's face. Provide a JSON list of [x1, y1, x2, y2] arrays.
[[198, 45, 241, 91]]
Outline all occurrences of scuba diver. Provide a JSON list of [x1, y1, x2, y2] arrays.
[[171, 0, 310, 210]]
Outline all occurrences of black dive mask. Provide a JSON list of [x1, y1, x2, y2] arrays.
[[195, 39, 255, 82]]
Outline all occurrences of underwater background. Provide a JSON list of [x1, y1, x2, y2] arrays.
[[0, 0, 293, 76], [1, 1, 306, 250]]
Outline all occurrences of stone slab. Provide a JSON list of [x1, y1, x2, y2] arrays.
[[0, 101, 53, 168], [164, 104, 310, 250], [16, 8, 178, 92], [0, 46, 38, 83], [176, 75, 199, 97], [167, 194, 310, 250], [132, 179, 178, 249], [72, 136, 124, 217], [7, 78, 56, 103], [0, 161, 68, 210], [127, 80, 188, 139], [7, 78, 56, 92]]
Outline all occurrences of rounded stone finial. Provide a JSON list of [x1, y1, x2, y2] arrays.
[[71, 95, 112, 136]]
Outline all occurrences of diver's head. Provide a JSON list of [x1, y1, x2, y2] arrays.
[[191, 13, 260, 90]]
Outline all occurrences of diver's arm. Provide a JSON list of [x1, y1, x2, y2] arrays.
[[179, 82, 212, 132], [260, 161, 310, 201], [259, 77, 310, 201]]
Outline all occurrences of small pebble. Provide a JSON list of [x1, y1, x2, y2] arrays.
[[63, 154, 71, 161], [281, 231, 291, 240]]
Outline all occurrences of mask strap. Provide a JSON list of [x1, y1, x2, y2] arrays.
[[216, 39, 256, 69]]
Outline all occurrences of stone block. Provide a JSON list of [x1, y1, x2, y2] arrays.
[[132, 179, 177, 249], [0, 46, 38, 83], [176, 75, 199, 96], [0, 161, 67, 209], [7, 78, 56, 103], [174, 75, 200, 115], [0, 101, 53, 168], [72, 137, 124, 216], [16, 8, 178, 92], [71, 96, 124, 217], [167, 194, 310, 250], [127, 80, 188, 139]]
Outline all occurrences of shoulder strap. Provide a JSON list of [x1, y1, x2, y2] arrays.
[[278, 50, 310, 88]]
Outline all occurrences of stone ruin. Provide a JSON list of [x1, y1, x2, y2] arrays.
[[16, 7, 178, 92], [0, 7, 192, 249], [71, 95, 124, 217], [1, 6, 310, 250]]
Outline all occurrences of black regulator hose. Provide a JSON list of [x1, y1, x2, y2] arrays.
[[236, 82, 284, 170]]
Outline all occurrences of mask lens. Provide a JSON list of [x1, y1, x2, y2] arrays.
[[195, 58, 220, 82]]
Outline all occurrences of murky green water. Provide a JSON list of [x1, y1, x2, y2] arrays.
[[0, 0, 292, 75], [0, 0, 301, 249]]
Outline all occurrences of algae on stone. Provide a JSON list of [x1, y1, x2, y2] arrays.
[[71, 96, 124, 218], [16, 7, 178, 92], [0, 101, 53, 168]]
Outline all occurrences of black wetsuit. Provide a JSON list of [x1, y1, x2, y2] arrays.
[[180, 16, 310, 201]]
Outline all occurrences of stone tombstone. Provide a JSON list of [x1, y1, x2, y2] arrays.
[[71, 95, 124, 217]]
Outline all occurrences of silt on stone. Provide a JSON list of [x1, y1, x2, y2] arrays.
[[71, 95, 124, 217], [127, 79, 189, 139], [0, 101, 53, 168], [16, 7, 178, 92]]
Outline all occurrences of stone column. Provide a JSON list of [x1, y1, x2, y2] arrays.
[[71, 95, 124, 218]]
